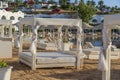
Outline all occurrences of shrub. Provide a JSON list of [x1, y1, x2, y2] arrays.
[[0, 60, 8, 68]]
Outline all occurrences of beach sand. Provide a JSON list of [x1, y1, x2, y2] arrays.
[[2, 48, 120, 80]]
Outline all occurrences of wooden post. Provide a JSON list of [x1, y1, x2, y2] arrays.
[[1, 26, 4, 37], [76, 27, 82, 70], [65, 28, 68, 42], [102, 26, 111, 80], [19, 24, 23, 53], [31, 25, 39, 70], [32, 54, 36, 70], [58, 26, 63, 51], [9, 25, 12, 38], [106, 29, 111, 80], [76, 51, 80, 70], [53, 28, 55, 40], [102, 43, 111, 80], [43, 28, 45, 38]]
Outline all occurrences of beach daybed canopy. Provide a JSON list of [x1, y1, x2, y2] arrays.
[[103, 14, 120, 47], [0, 20, 12, 37], [0, 20, 12, 58], [98, 14, 120, 80], [18, 17, 81, 26], [18, 17, 83, 70]]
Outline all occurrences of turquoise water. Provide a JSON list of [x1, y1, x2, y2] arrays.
[[84, 37, 102, 47], [91, 40, 102, 46], [71, 37, 103, 47], [71, 36, 119, 47]]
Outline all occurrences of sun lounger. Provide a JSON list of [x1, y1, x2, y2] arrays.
[[37, 39, 58, 50], [83, 43, 120, 59]]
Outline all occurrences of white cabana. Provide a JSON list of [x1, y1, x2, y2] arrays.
[[99, 14, 120, 80], [0, 20, 12, 58], [0, 20, 12, 37], [17, 17, 84, 70]]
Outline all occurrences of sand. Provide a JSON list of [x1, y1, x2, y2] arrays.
[[2, 48, 120, 80]]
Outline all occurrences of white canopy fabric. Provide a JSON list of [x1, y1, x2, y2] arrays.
[[30, 25, 39, 54], [104, 14, 120, 26], [18, 17, 83, 70], [19, 17, 81, 27], [98, 15, 118, 80]]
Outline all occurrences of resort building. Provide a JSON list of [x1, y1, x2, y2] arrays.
[[89, 15, 104, 25], [84, 14, 120, 47], [0, 1, 8, 9], [0, 10, 24, 58], [0, 10, 24, 30]]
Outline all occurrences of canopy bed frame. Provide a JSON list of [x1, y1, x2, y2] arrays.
[[99, 15, 120, 80], [17, 17, 84, 70], [0, 20, 12, 58]]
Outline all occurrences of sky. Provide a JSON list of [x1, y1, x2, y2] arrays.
[[71, 0, 120, 7]]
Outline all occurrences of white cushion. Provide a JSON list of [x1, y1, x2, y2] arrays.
[[20, 52, 76, 64]]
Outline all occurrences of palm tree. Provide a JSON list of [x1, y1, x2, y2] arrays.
[[98, 0, 104, 11], [80, 0, 84, 3], [48, 0, 55, 4], [35, 0, 39, 4], [41, 0, 46, 3], [106, 6, 110, 11], [87, 0, 95, 7], [75, 0, 78, 4], [91, 0, 95, 6], [98, 0, 104, 6], [6, 0, 13, 2], [59, 0, 62, 5], [59, 0, 70, 5], [111, 7, 115, 12], [115, 5, 118, 10], [86, 0, 91, 5]]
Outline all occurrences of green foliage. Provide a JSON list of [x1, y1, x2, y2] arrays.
[[59, 0, 70, 5], [41, 0, 46, 3], [12, 28, 15, 32], [51, 5, 58, 9], [98, 0, 105, 11], [0, 60, 8, 68], [12, 8, 19, 12], [78, 0, 97, 23], [63, 39, 69, 43], [61, 3, 73, 10], [35, 0, 39, 4], [48, 0, 55, 4], [86, 0, 95, 7]]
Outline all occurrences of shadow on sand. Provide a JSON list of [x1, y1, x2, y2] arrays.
[[44, 69, 102, 80]]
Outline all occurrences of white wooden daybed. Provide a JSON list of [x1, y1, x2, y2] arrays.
[[37, 39, 58, 50], [19, 52, 76, 68], [17, 17, 84, 70], [83, 46, 120, 59], [98, 15, 120, 80], [0, 20, 12, 58]]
